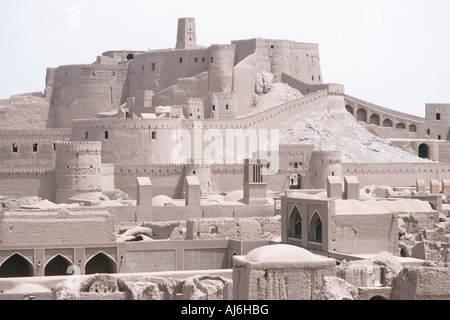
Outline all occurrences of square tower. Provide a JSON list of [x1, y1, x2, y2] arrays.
[[176, 17, 197, 49]]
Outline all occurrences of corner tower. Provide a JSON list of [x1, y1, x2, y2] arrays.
[[176, 17, 197, 49]]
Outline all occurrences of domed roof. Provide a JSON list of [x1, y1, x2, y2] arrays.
[[244, 244, 327, 263]]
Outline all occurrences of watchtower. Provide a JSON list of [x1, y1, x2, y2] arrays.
[[176, 17, 197, 49]]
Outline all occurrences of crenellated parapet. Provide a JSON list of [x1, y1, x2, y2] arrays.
[[0, 128, 72, 141]]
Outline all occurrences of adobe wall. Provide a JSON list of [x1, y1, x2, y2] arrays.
[[126, 48, 211, 99], [0, 208, 116, 246], [0, 129, 72, 169], [114, 163, 185, 199], [342, 162, 450, 187], [329, 206, 398, 255], [0, 94, 52, 129], [124, 239, 231, 272], [54, 141, 103, 204], [251, 39, 323, 83], [281, 73, 344, 95], [343, 94, 425, 139], [425, 103, 450, 140], [71, 90, 330, 166], [0, 169, 55, 202], [50, 63, 129, 128], [71, 118, 182, 164]]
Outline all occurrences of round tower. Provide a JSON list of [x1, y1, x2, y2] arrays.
[[306, 150, 343, 189], [54, 141, 103, 204], [208, 44, 236, 93]]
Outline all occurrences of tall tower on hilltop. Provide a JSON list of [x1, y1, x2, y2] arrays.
[[176, 17, 197, 49]]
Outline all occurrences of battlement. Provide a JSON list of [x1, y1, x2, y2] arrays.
[[0, 168, 54, 174], [0, 128, 72, 141], [209, 44, 236, 50], [256, 38, 319, 49], [56, 141, 101, 147]]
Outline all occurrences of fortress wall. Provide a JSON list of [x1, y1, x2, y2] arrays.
[[0, 170, 55, 201], [72, 118, 182, 164], [232, 39, 257, 66], [127, 48, 211, 99], [71, 90, 330, 165], [281, 72, 344, 95], [425, 104, 450, 140], [0, 129, 72, 169], [253, 39, 322, 83], [51, 63, 129, 127], [343, 94, 425, 139], [152, 71, 209, 107], [114, 163, 186, 199], [342, 162, 450, 187]]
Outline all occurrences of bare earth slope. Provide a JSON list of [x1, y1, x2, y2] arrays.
[[247, 80, 430, 163]]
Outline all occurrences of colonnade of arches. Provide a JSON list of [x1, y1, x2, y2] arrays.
[[0, 252, 117, 278], [346, 105, 431, 159], [346, 104, 418, 133]]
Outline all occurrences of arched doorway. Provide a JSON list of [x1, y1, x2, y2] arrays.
[[45, 255, 72, 276], [418, 143, 429, 159], [0, 253, 34, 278], [309, 212, 323, 243], [289, 173, 301, 189], [85, 252, 117, 274]]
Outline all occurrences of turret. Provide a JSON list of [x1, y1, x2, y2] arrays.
[[54, 141, 103, 203]]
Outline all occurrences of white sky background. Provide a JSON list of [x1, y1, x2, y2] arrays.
[[0, 0, 449, 117]]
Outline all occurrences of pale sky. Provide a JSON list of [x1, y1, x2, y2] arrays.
[[1, 0, 449, 117]]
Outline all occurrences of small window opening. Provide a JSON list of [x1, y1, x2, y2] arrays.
[[105, 131, 109, 140], [152, 131, 156, 139], [202, 57, 206, 63], [33, 143, 38, 152], [436, 113, 441, 120], [151, 63, 156, 71], [212, 105, 215, 111], [179, 57, 183, 63], [427, 129, 430, 135], [211, 56, 214, 63], [194, 57, 198, 63], [85, 131, 89, 139], [126, 53, 134, 61], [12, 143, 18, 153], [226, 104, 229, 110], [438, 135, 441, 140]]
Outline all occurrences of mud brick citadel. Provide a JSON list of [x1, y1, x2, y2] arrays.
[[1, 18, 450, 300]]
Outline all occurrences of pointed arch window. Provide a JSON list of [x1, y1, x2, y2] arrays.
[[309, 211, 323, 243]]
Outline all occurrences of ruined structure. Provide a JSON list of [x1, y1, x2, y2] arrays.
[[1, 17, 450, 300]]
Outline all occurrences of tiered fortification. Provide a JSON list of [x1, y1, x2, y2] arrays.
[[1, 17, 450, 202]]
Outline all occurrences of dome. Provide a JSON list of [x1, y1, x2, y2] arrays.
[[244, 244, 327, 263]]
